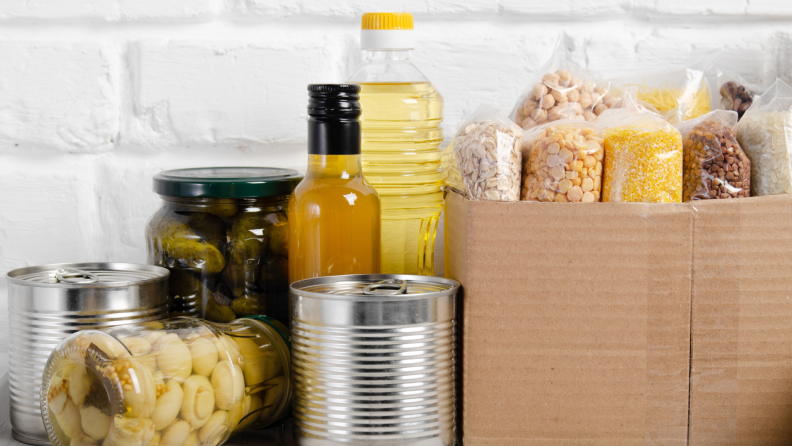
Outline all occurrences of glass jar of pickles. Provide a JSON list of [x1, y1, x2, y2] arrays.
[[40, 316, 292, 446], [146, 167, 302, 324]]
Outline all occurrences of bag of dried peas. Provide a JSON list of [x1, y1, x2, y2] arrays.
[[510, 37, 617, 130], [610, 68, 712, 123], [595, 104, 684, 203], [520, 120, 605, 203]]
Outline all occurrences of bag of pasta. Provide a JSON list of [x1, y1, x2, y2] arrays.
[[596, 92, 683, 203], [510, 37, 617, 130], [677, 109, 750, 201], [520, 120, 604, 203], [611, 67, 712, 123], [442, 105, 523, 201]]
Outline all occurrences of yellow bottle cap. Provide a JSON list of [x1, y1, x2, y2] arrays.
[[361, 12, 414, 30], [360, 13, 415, 50]]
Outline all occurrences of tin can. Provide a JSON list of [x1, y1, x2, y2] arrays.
[[6, 262, 170, 446], [290, 274, 460, 446]]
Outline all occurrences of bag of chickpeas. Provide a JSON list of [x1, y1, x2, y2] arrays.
[[520, 120, 605, 203], [676, 109, 750, 201], [442, 105, 523, 202], [510, 37, 617, 130]]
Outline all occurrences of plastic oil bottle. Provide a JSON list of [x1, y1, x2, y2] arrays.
[[347, 12, 444, 276]]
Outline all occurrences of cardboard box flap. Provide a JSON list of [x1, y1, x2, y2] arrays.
[[446, 192, 692, 446], [690, 195, 792, 446]]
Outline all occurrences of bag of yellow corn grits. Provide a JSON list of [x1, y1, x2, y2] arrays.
[[595, 90, 684, 203]]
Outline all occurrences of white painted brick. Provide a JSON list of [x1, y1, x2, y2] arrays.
[[230, 0, 497, 17], [0, 155, 100, 278], [119, 0, 221, 20], [0, 42, 119, 152], [0, 0, 117, 20], [125, 39, 336, 149]]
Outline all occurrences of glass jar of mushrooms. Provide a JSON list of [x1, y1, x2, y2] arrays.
[[40, 316, 291, 446]]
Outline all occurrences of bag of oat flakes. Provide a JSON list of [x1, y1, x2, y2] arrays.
[[442, 105, 523, 202]]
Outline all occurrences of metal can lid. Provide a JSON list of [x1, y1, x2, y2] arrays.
[[290, 274, 459, 300], [153, 167, 302, 199], [6, 262, 169, 288]]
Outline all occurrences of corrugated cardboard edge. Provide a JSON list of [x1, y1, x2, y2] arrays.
[[447, 191, 693, 446], [689, 195, 792, 446]]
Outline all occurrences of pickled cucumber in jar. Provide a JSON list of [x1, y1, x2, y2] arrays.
[[146, 167, 301, 324], [41, 317, 292, 446]]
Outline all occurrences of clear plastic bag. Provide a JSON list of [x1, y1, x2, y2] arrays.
[[611, 68, 712, 123], [596, 103, 683, 203], [736, 79, 792, 196], [676, 110, 750, 201], [443, 105, 523, 201], [521, 120, 604, 202], [510, 38, 617, 130], [717, 69, 764, 120]]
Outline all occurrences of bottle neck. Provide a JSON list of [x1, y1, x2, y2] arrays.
[[305, 154, 363, 177], [308, 115, 360, 156], [363, 49, 411, 61]]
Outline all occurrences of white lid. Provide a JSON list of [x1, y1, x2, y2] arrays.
[[361, 29, 415, 50]]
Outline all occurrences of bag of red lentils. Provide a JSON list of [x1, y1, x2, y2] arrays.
[[676, 109, 750, 201]]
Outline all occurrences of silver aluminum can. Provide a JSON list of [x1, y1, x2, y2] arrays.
[[290, 274, 460, 446], [6, 262, 169, 446]]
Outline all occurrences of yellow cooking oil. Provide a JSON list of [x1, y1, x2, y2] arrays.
[[358, 81, 444, 276]]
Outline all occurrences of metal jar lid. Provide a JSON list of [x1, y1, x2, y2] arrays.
[[290, 274, 460, 326], [153, 167, 303, 199], [6, 262, 169, 287]]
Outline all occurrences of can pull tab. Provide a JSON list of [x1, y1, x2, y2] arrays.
[[55, 268, 98, 284], [363, 279, 407, 295]]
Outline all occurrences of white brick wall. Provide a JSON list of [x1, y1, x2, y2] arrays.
[[1, 0, 792, 314]]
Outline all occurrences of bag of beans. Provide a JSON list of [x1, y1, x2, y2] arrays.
[[595, 101, 683, 203], [510, 37, 617, 130], [520, 120, 604, 203], [717, 69, 764, 120], [736, 79, 792, 196], [676, 110, 750, 201], [442, 105, 523, 201]]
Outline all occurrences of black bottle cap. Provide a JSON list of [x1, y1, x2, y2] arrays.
[[307, 84, 361, 155]]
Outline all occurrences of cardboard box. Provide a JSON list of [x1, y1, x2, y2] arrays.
[[444, 191, 792, 446], [689, 195, 792, 446]]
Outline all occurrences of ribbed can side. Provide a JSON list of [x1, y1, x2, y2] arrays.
[[292, 321, 456, 445]]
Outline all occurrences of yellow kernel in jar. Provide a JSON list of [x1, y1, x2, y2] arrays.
[[601, 127, 683, 203]]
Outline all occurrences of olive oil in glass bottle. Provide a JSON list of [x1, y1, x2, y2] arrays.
[[288, 84, 381, 282]]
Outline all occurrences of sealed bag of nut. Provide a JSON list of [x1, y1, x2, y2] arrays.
[[676, 110, 750, 201], [443, 105, 523, 201], [510, 38, 617, 130], [717, 69, 764, 120], [521, 120, 605, 203]]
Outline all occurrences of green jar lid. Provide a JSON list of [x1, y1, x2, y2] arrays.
[[153, 167, 302, 198]]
